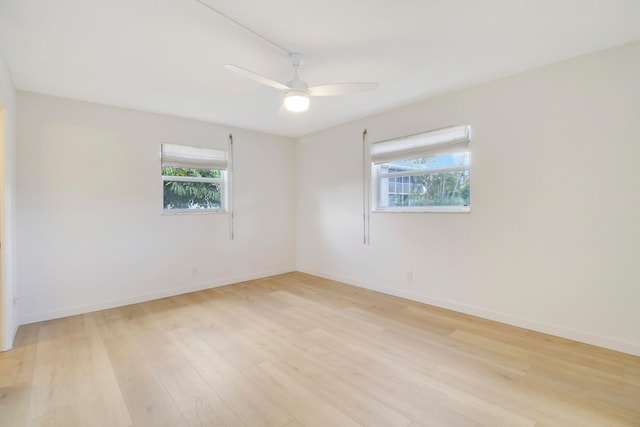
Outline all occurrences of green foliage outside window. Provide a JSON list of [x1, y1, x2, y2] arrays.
[[162, 166, 222, 210], [385, 153, 469, 207], [408, 171, 470, 207]]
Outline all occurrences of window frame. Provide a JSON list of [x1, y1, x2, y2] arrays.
[[160, 143, 229, 215], [370, 125, 471, 213], [373, 160, 470, 213]]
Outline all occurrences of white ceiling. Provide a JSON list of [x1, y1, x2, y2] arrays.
[[1, 0, 639, 137]]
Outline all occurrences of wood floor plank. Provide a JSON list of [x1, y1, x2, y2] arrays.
[[67, 314, 133, 427], [166, 327, 295, 427], [2, 272, 639, 427], [430, 363, 635, 427], [100, 331, 186, 427], [0, 323, 39, 427], [268, 359, 412, 427], [244, 361, 361, 427], [127, 319, 247, 426], [300, 329, 481, 427], [27, 320, 77, 422]]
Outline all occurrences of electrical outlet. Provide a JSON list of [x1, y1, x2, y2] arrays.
[[406, 271, 413, 281]]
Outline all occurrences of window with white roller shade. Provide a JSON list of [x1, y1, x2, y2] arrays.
[[371, 125, 471, 212]]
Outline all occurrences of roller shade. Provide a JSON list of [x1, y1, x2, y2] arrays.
[[161, 143, 228, 170], [371, 125, 470, 164]]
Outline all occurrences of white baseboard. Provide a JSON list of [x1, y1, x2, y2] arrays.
[[19, 268, 295, 326], [298, 268, 640, 357], [18, 267, 640, 357]]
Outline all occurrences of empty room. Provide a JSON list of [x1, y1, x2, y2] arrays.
[[0, 1, 639, 426]]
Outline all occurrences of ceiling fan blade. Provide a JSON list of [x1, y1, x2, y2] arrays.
[[224, 64, 291, 91], [308, 82, 378, 97]]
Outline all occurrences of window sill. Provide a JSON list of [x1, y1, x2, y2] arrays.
[[373, 206, 470, 213], [162, 209, 227, 215]]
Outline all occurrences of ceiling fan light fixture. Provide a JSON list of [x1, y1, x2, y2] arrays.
[[225, 52, 378, 113], [284, 90, 310, 112]]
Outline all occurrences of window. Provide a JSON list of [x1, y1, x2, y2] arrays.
[[161, 143, 228, 213], [371, 125, 470, 212]]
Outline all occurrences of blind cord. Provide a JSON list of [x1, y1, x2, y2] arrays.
[[229, 133, 234, 240], [362, 129, 370, 245]]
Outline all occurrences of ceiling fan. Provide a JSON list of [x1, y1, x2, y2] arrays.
[[224, 53, 378, 112]]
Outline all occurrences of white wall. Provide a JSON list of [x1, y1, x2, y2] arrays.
[[0, 52, 17, 351], [296, 41, 640, 356], [17, 92, 296, 323]]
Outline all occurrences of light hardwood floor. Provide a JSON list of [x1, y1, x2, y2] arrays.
[[1, 272, 639, 426]]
